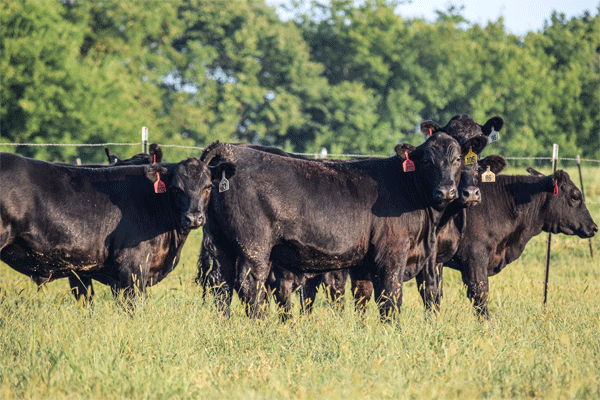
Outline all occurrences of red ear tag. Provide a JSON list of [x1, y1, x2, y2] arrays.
[[429, 128, 433, 137], [553, 181, 558, 196], [153, 154, 166, 193], [403, 151, 415, 172]]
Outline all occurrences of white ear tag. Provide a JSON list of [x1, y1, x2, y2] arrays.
[[219, 170, 229, 193], [481, 166, 495, 182], [488, 128, 499, 143]]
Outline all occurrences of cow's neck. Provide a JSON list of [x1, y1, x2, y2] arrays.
[[500, 177, 550, 262]]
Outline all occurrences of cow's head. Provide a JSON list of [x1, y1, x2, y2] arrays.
[[106, 143, 163, 165], [146, 158, 235, 229], [453, 136, 490, 207], [528, 167, 598, 238], [396, 132, 462, 209], [420, 115, 503, 207], [421, 115, 504, 142]]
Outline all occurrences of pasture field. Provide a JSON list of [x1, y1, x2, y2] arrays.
[[0, 165, 598, 399]]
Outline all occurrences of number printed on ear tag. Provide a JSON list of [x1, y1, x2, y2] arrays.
[[465, 147, 477, 165], [481, 166, 495, 182], [488, 128, 499, 143], [219, 170, 229, 192]]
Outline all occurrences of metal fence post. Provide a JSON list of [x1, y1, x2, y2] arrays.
[[142, 127, 148, 154], [543, 144, 558, 305]]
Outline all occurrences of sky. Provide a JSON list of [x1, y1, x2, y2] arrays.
[[266, 0, 599, 36]]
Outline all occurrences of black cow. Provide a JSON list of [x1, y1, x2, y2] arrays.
[[200, 132, 487, 320], [256, 115, 504, 317], [340, 166, 598, 318], [63, 143, 164, 300], [0, 152, 231, 302], [442, 167, 598, 317], [344, 154, 508, 314]]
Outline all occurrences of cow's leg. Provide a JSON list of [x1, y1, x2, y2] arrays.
[[374, 264, 404, 322], [205, 248, 237, 318], [415, 262, 444, 313], [68, 275, 95, 304], [270, 267, 294, 321], [322, 270, 348, 312], [351, 279, 373, 316], [302, 275, 322, 314], [459, 262, 490, 319], [236, 252, 270, 319], [196, 237, 213, 305], [349, 266, 373, 316]]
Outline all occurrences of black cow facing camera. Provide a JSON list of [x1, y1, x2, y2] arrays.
[[0, 152, 233, 303], [200, 132, 477, 321]]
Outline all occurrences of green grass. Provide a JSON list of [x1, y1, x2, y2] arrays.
[[0, 166, 598, 400]]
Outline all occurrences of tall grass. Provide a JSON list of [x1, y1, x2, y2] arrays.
[[0, 166, 598, 399]]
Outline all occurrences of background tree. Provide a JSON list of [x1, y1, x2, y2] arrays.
[[1, 0, 598, 160]]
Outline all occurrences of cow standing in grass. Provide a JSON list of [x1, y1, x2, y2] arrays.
[[441, 167, 598, 317], [200, 132, 482, 320], [0, 152, 231, 302], [247, 115, 502, 317]]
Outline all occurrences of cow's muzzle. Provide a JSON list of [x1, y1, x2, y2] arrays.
[[182, 214, 205, 229], [584, 223, 598, 238], [434, 185, 457, 204], [460, 186, 481, 207]]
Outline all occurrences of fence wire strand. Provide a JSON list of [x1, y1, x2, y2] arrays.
[[2, 142, 600, 163]]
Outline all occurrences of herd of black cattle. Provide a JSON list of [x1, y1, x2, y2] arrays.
[[0, 115, 597, 320]]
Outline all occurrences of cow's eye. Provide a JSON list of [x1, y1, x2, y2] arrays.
[[571, 193, 581, 202]]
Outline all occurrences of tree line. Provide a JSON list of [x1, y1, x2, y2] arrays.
[[1, 0, 599, 163]]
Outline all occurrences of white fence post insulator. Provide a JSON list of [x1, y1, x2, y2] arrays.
[[142, 127, 148, 154], [544, 144, 559, 305]]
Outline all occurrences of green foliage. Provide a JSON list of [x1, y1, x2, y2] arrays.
[[0, 0, 598, 160]]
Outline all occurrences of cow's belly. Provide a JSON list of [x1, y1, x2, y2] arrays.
[[0, 242, 106, 282], [271, 239, 368, 273]]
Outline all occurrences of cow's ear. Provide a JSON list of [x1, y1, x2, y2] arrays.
[[209, 161, 236, 182], [526, 167, 544, 177], [395, 143, 417, 159], [105, 147, 119, 164], [478, 155, 507, 174], [481, 116, 504, 136], [420, 121, 440, 136], [461, 135, 488, 155], [149, 143, 163, 163], [552, 170, 569, 186], [146, 164, 168, 183]]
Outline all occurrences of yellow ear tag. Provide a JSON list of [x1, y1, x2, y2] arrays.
[[481, 166, 495, 182], [465, 147, 477, 165]]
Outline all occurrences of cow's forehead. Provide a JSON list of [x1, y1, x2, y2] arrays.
[[175, 158, 210, 182], [423, 133, 460, 157], [444, 115, 482, 141]]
